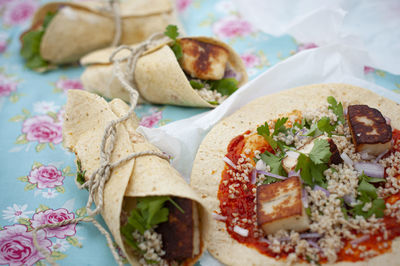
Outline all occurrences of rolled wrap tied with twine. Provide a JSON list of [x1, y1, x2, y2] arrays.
[[80, 35, 248, 107], [31, 36, 205, 265], [21, 0, 181, 69]]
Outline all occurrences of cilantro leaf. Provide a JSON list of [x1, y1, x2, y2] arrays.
[[257, 122, 277, 150], [20, 12, 55, 71], [306, 123, 323, 137], [359, 173, 386, 183], [209, 78, 238, 96], [273, 117, 288, 136], [317, 117, 335, 136], [260, 151, 287, 177], [367, 198, 385, 218], [358, 179, 377, 200], [171, 42, 183, 60], [327, 96, 345, 124], [208, 100, 219, 105], [296, 153, 313, 186], [76, 159, 86, 186], [190, 80, 204, 89], [164, 25, 179, 41], [309, 139, 331, 164], [164, 25, 183, 60]]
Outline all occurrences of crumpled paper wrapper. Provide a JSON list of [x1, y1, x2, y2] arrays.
[[137, 43, 400, 264], [232, 0, 400, 75]]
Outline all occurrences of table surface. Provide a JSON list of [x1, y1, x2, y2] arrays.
[[1, 0, 400, 265]]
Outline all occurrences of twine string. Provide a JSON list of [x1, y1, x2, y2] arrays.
[[32, 32, 170, 266]]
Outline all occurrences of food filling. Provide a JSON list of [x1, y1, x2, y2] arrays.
[[164, 25, 240, 105], [216, 96, 400, 264], [120, 196, 199, 265], [20, 11, 56, 70]]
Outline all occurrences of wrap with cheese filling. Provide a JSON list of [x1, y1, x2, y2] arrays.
[[80, 35, 248, 107], [191, 84, 400, 265], [63, 90, 204, 265], [20, 0, 180, 71]]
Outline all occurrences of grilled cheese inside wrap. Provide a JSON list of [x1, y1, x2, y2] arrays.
[[20, 0, 180, 71], [63, 90, 204, 265], [80, 36, 248, 107]]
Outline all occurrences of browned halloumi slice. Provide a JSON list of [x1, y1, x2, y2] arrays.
[[347, 105, 392, 156], [156, 197, 199, 260], [178, 38, 229, 80], [256, 176, 309, 235], [282, 136, 342, 173]]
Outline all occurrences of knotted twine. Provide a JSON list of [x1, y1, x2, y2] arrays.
[[32, 32, 170, 266], [109, 0, 122, 47]]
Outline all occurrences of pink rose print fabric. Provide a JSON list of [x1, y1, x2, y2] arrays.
[[240, 52, 261, 68], [22, 115, 63, 145], [140, 111, 162, 128], [31, 208, 76, 239], [176, 0, 192, 12], [55, 78, 83, 92], [0, 224, 51, 266], [0, 74, 17, 97], [28, 165, 64, 189], [2, 0, 38, 26], [213, 16, 253, 39]]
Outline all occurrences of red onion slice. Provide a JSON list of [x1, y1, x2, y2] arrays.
[[307, 240, 322, 251], [233, 225, 249, 237], [343, 194, 355, 205], [374, 149, 388, 163], [340, 152, 353, 166], [259, 238, 271, 244], [223, 156, 237, 169], [257, 170, 287, 180], [288, 170, 300, 177], [354, 162, 384, 178], [302, 188, 309, 208], [350, 235, 369, 246], [360, 151, 374, 160], [314, 185, 330, 197], [300, 233, 322, 239], [250, 169, 257, 184], [212, 213, 227, 221]]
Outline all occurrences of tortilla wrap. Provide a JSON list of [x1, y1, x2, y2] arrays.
[[190, 84, 400, 265], [63, 90, 204, 265], [80, 37, 248, 107], [29, 0, 180, 64]]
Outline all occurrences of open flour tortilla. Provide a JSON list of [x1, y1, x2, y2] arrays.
[[190, 83, 400, 265], [63, 90, 204, 265], [29, 0, 180, 64], [80, 37, 248, 108]]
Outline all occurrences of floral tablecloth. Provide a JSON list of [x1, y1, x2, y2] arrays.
[[1, 0, 400, 265]]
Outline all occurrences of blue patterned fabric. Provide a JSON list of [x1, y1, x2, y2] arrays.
[[1, 0, 400, 265]]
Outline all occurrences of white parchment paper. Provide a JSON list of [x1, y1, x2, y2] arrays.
[[232, 0, 400, 75], [137, 43, 400, 182]]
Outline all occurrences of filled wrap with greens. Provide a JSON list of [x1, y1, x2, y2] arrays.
[[63, 90, 204, 265], [20, 0, 180, 72], [80, 26, 248, 107]]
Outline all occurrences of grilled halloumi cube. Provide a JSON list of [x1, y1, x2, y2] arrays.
[[282, 136, 342, 173], [179, 38, 229, 80], [256, 176, 309, 235], [347, 105, 392, 156]]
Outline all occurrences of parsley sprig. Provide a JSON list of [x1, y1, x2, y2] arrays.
[[76, 159, 86, 186], [295, 139, 331, 188], [121, 196, 183, 253], [164, 25, 183, 60], [343, 173, 386, 218], [20, 12, 55, 71], [257, 117, 288, 152]]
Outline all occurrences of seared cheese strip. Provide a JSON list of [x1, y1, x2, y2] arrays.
[[256, 176, 309, 235], [347, 105, 392, 156], [179, 38, 229, 80]]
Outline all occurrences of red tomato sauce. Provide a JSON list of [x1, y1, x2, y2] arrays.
[[217, 129, 400, 263]]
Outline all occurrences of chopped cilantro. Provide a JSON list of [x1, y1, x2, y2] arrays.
[[209, 78, 238, 96], [345, 173, 386, 219], [20, 12, 55, 71], [305, 207, 312, 217], [208, 100, 219, 105], [317, 117, 335, 136], [257, 117, 289, 152], [274, 117, 288, 135], [257, 122, 277, 150], [121, 196, 183, 254], [189, 80, 204, 89], [260, 151, 287, 177], [306, 255, 321, 266], [327, 96, 345, 124], [164, 25, 183, 60], [76, 159, 86, 186], [295, 139, 331, 188], [306, 123, 323, 137]]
